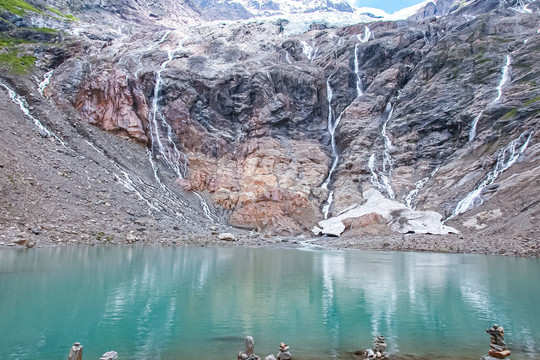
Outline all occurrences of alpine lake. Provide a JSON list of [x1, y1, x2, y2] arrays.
[[1, 246, 539, 360]]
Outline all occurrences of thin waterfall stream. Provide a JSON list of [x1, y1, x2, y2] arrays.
[[469, 54, 512, 141], [449, 130, 533, 219], [0, 81, 68, 149], [321, 26, 371, 219], [146, 32, 218, 223], [367, 103, 395, 199], [38, 69, 54, 97]]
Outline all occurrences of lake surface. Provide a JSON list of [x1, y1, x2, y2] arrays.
[[0, 247, 539, 360]]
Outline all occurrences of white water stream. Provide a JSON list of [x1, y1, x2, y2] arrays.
[[300, 40, 314, 61], [405, 167, 439, 209], [493, 54, 512, 104], [469, 55, 512, 141], [1, 81, 67, 148], [321, 27, 372, 219], [148, 35, 188, 179], [354, 27, 371, 97], [38, 69, 54, 96], [321, 78, 348, 219], [368, 103, 395, 199], [450, 130, 533, 218], [146, 33, 218, 223]]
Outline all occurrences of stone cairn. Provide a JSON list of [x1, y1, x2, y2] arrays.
[[68, 342, 83, 360], [265, 342, 292, 360], [238, 336, 260, 360], [482, 324, 511, 359], [355, 335, 389, 359]]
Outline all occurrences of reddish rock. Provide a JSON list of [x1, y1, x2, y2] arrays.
[[74, 65, 149, 143], [176, 178, 192, 192], [343, 213, 386, 229], [488, 350, 511, 359]]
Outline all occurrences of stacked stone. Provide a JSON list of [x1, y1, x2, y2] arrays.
[[482, 324, 511, 359], [238, 336, 260, 360], [277, 343, 291, 360], [265, 342, 292, 360], [356, 335, 389, 359]]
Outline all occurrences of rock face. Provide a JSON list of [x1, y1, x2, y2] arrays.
[[4, 0, 540, 240], [74, 63, 149, 142]]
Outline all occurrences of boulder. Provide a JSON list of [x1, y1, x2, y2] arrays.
[[218, 233, 236, 241]]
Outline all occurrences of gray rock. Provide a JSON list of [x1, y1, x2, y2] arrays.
[[100, 351, 118, 360], [218, 233, 236, 241]]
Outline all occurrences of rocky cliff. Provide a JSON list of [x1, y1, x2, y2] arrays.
[[1, 0, 540, 252]]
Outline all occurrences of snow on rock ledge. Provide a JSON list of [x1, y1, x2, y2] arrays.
[[316, 189, 459, 237]]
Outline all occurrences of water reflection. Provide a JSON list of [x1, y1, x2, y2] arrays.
[[0, 248, 539, 360]]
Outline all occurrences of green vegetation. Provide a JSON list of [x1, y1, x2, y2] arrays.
[[31, 27, 58, 34], [0, 0, 78, 21], [0, 33, 27, 47], [0, 49, 36, 74], [501, 108, 518, 120], [525, 96, 540, 106], [47, 6, 78, 21], [0, 0, 42, 16]]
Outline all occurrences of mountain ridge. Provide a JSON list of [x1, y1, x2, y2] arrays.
[[1, 0, 539, 255]]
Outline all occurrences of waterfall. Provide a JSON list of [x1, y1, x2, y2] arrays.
[[405, 167, 439, 209], [38, 69, 54, 96], [320, 30, 372, 218], [493, 54, 511, 104], [469, 54, 511, 141], [468, 110, 483, 142], [300, 40, 314, 61], [450, 130, 533, 218], [148, 35, 188, 180], [367, 104, 395, 199], [354, 44, 362, 97], [354, 26, 371, 97], [1, 81, 67, 148], [381, 103, 394, 173], [320, 77, 348, 219], [146, 34, 218, 223], [357, 26, 372, 43]]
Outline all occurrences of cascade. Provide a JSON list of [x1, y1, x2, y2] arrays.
[[469, 54, 511, 141], [1, 81, 67, 148], [367, 104, 395, 199], [321, 77, 347, 219], [320, 30, 372, 219], [450, 130, 533, 218], [148, 35, 188, 180], [381, 103, 394, 173], [493, 54, 511, 104], [300, 40, 314, 61], [354, 26, 371, 97], [146, 34, 218, 223], [88, 140, 195, 221], [468, 110, 484, 142], [357, 25, 372, 43], [405, 167, 439, 209], [38, 69, 54, 96]]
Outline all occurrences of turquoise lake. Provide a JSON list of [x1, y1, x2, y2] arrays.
[[0, 247, 539, 359]]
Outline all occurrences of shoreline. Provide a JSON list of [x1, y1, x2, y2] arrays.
[[1, 230, 538, 258]]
